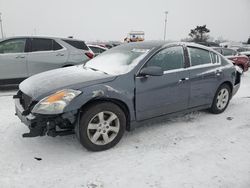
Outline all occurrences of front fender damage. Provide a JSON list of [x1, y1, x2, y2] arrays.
[[21, 85, 133, 138]]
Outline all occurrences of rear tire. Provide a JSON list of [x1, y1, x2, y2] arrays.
[[78, 102, 126, 151], [209, 84, 231, 114]]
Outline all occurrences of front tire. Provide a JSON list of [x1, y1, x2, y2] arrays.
[[78, 102, 126, 151], [209, 84, 231, 114]]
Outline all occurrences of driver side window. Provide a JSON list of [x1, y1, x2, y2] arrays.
[[146, 46, 184, 71]]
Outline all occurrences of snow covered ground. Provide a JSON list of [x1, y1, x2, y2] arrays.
[[0, 72, 250, 188]]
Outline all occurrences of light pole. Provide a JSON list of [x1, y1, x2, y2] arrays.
[[0, 13, 4, 39], [164, 11, 168, 41]]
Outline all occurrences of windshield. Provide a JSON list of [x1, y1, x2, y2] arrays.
[[85, 48, 149, 75]]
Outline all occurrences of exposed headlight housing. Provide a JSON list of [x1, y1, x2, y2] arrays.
[[32, 89, 81, 115]]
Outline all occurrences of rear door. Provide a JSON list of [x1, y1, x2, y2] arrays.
[[27, 38, 68, 76], [187, 46, 222, 107], [0, 38, 28, 81], [135, 45, 190, 121]]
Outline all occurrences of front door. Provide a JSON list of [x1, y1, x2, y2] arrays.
[[0, 38, 28, 82], [135, 46, 190, 121]]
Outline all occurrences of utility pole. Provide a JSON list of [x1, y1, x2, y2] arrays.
[[0, 13, 4, 39], [164, 11, 168, 41]]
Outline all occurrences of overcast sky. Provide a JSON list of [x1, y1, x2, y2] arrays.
[[0, 0, 249, 42]]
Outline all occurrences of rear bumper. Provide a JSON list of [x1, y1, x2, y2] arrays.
[[232, 67, 241, 97], [232, 83, 240, 97]]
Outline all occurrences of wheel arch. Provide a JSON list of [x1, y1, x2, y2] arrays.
[[80, 98, 131, 131], [219, 81, 233, 99], [221, 81, 233, 91]]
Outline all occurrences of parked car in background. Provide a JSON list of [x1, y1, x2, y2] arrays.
[[87, 44, 107, 56], [0, 36, 91, 85], [15, 42, 241, 151], [89, 41, 122, 49], [196, 41, 220, 47], [213, 47, 250, 72], [110, 41, 122, 47], [237, 47, 250, 53], [240, 51, 250, 58], [62, 38, 94, 59], [237, 47, 250, 58]]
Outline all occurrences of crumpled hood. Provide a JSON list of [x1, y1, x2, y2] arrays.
[[19, 65, 116, 100]]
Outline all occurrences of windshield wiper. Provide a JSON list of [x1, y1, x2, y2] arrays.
[[84, 66, 109, 75]]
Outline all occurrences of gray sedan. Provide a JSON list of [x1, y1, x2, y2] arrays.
[[14, 41, 241, 151], [0, 37, 91, 85]]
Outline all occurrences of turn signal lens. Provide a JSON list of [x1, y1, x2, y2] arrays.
[[45, 91, 66, 103], [32, 89, 81, 114]]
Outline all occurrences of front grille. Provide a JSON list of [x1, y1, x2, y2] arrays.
[[19, 91, 33, 110]]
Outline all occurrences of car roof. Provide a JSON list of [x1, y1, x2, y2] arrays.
[[113, 41, 217, 52], [1, 36, 86, 42], [113, 41, 166, 50]]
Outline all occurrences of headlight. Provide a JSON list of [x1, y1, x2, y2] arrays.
[[32, 89, 81, 114]]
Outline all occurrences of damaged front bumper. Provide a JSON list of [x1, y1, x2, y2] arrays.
[[14, 98, 77, 138]]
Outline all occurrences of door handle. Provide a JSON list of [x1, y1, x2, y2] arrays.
[[178, 77, 189, 83], [215, 69, 222, 76], [56, 53, 64, 56], [16, 55, 25, 59]]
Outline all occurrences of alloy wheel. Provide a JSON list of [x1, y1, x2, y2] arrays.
[[216, 88, 229, 110], [87, 111, 120, 145]]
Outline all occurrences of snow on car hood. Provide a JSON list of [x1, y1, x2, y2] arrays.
[[19, 65, 116, 100]]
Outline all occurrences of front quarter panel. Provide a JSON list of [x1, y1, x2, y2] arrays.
[[63, 75, 136, 121]]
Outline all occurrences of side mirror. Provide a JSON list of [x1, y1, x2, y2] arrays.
[[139, 66, 163, 77]]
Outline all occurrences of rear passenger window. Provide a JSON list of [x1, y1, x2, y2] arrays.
[[146, 46, 184, 71], [63, 40, 89, 50], [188, 47, 211, 66], [210, 52, 220, 64], [31, 38, 53, 52], [53, 40, 63, 50]]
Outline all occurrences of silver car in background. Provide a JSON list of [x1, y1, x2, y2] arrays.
[[0, 36, 92, 85]]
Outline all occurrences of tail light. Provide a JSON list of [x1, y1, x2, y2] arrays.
[[85, 52, 94, 59]]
